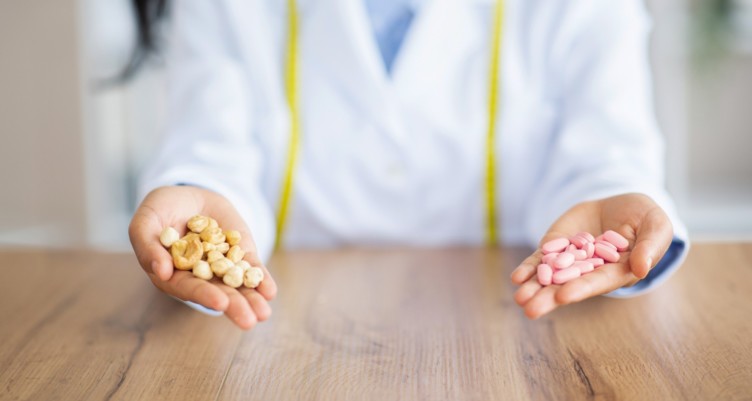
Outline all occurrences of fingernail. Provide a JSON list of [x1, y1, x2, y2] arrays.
[[150, 260, 159, 275], [646, 257, 653, 270]]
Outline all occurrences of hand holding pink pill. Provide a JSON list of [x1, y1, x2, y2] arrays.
[[510, 194, 675, 320]]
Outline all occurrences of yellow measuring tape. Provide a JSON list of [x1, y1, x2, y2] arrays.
[[274, 0, 301, 250], [485, 0, 504, 245], [275, 0, 504, 249]]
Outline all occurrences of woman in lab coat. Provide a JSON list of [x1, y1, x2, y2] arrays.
[[129, 0, 688, 330]]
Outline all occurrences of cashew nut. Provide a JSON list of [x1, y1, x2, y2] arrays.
[[187, 215, 210, 233], [172, 236, 203, 270], [200, 227, 226, 244], [215, 242, 230, 254], [210, 258, 234, 278], [206, 250, 224, 263], [181, 232, 200, 243], [226, 245, 245, 263], [202, 241, 216, 253]]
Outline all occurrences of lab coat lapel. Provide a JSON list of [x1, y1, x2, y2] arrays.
[[305, 0, 394, 126]]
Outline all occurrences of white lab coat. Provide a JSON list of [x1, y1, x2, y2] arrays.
[[140, 0, 688, 296]]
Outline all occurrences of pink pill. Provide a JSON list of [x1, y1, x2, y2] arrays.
[[553, 252, 575, 269], [572, 249, 588, 261], [553, 266, 581, 284], [595, 239, 617, 251], [566, 244, 578, 253], [573, 261, 594, 273], [584, 242, 595, 258], [603, 230, 629, 251], [541, 238, 570, 254], [537, 264, 553, 286], [585, 258, 605, 267], [569, 235, 588, 249], [541, 252, 559, 265], [594, 243, 620, 263], [577, 232, 595, 242]]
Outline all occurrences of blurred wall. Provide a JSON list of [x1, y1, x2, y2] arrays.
[[0, 0, 87, 247]]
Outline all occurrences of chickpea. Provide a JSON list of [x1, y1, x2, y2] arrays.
[[236, 260, 251, 272], [222, 266, 244, 288], [243, 267, 264, 289], [192, 260, 213, 280], [159, 227, 179, 248]]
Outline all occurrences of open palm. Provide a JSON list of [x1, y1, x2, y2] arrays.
[[129, 186, 277, 330], [510, 193, 673, 319]]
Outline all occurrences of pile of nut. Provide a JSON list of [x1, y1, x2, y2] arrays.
[[159, 215, 264, 289]]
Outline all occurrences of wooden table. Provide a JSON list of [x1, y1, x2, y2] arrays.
[[1, 244, 751, 400]]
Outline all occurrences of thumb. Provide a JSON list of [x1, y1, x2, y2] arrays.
[[128, 206, 175, 282], [628, 207, 673, 279]]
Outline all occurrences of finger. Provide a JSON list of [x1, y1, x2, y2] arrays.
[[523, 285, 561, 319], [629, 207, 673, 279], [129, 208, 174, 281], [217, 285, 257, 330], [511, 251, 542, 285], [554, 261, 635, 305], [149, 271, 229, 311], [514, 277, 543, 306], [240, 288, 272, 322], [244, 253, 278, 301]]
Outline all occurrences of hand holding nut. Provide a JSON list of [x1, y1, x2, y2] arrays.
[[130, 187, 276, 331]]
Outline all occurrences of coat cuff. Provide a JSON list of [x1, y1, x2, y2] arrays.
[[606, 237, 689, 298]]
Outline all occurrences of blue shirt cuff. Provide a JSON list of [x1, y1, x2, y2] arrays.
[[606, 237, 688, 298]]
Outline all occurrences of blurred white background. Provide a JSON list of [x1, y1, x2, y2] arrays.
[[1, 0, 751, 250]]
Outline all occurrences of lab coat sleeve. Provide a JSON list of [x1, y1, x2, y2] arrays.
[[137, 0, 276, 262], [523, 1, 689, 296]]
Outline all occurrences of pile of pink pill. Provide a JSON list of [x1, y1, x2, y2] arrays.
[[537, 230, 629, 286]]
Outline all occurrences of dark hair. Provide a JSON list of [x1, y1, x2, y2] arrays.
[[119, 0, 169, 81]]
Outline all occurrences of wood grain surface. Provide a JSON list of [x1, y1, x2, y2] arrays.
[[0, 244, 750, 400]]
